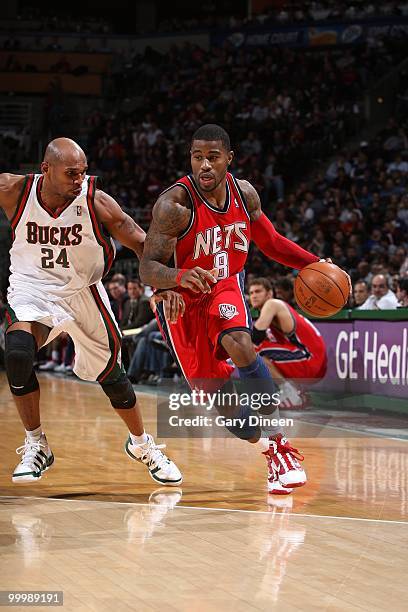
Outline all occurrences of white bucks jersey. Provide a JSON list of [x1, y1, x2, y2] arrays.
[[8, 174, 115, 301]]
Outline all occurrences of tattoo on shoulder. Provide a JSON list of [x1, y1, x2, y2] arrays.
[[237, 179, 262, 220], [152, 191, 191, 238]]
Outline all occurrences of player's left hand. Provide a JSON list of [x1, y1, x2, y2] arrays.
[[150, 290, 185, 323], [319, 258, 352, 296]]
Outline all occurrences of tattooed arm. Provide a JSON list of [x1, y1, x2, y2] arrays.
[[94, 189, 145, 259], [140, 187, 217, 292]]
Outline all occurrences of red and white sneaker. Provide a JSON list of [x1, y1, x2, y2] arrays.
[[263, 434, 306, 489], [267, 470, 293, 495]]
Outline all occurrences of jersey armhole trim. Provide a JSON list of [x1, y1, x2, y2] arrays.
[[10, 174, 34, 233], [176, 182, 195, 241], [87, 175, 114, 276], [230, 175, 251, 220]]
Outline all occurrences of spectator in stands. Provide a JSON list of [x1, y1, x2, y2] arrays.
[[326, 153, 352, 182], [120, 278, 155, 368], [120, 279, 153, 331], [353, 280, 369, 307], [274, 278, 295, 307], [264, 153, 284, 203], [126, 319, 169, 384], [106, 276, 128, 325], [358, 274, 399, 310], [396, 277, 408, 307]]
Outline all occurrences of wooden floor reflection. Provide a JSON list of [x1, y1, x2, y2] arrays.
[[0, 374, 407, 611]]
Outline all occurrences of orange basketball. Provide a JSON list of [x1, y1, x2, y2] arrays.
[[294, 261, 349, 317]]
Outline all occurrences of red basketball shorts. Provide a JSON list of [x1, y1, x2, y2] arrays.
[[255, 338, 327, 380], [155, 272, 251, 386]]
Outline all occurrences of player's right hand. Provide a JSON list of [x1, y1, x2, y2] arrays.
[[150, 290, 186, 323], [179, 267, 218, 293]]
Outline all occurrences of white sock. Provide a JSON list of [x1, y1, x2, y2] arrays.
[[130, 431, 148, 446], [255, 437, 270, 452], [26, 425, 42, 442], [51, 350, 59, 362]]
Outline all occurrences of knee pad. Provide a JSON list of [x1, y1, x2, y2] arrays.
[[100, 372, 136, 409], [5, 330, 39, 396]]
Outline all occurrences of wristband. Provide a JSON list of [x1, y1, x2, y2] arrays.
[[252, 327, 267, 345], [176, 269, 187, 286]]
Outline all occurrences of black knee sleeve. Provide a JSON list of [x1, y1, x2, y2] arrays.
[[100, 372, 136, 409], [5, 330, 39, 396]]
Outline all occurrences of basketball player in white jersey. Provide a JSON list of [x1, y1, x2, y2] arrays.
[[0, 137, 182, 486]]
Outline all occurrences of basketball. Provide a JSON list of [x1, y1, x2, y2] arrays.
[[294, 262, 349, 317]]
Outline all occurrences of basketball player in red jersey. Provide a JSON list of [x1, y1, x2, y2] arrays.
[[140, 124, 322, 494], [0, 137, 183, 486], [249, 278, 327, 412]]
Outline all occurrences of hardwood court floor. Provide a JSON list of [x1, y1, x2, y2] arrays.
[[0, 373, 407, 611]]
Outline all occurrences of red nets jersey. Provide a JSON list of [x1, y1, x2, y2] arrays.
[[172, 173, 251, 279], [256, 303, 327, 379]]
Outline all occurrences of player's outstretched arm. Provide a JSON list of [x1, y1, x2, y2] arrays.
[[255, 299, 294, 334], [239, 180, 319, 270], [140, 193, 217, 292], [0, 173, 26, 219], [94, 190, 146, 259]]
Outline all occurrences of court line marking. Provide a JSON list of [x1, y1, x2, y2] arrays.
[[303, 420, 408, 442], [1, 495, 407, 525]]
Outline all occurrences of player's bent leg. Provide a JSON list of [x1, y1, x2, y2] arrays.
[[5, 329, 39, 396], [220, 329, 281, 428], [220, 330, 306, 492], [220, 329, 256, 367], [100, 371, 182, 486], [5, 327, 54, 483]]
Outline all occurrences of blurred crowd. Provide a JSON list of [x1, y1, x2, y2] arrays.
[[247, 114, 408, 285], [159, 1, 408, 33], [85, 37, 407, 221], [2, 1, 408, 39], [82, 37, 408, 284], [1, 11, 112, 36]]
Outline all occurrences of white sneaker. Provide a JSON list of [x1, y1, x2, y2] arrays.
[[54, 363, 67, 373], [125, 434, 182, 486], [279, 381, 308, 409], [12, 435, 54, 482], [39, 360, 57, 371]]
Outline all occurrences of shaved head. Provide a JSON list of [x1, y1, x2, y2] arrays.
[[44, 138, 86, 165], [371, 274, 388, 298], [41, 137, 88, 202]]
